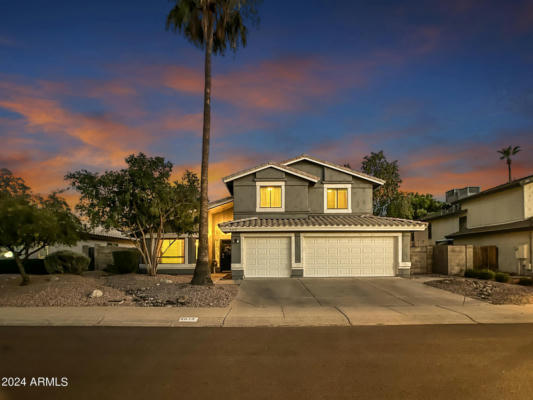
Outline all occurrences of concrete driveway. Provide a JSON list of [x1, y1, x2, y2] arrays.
[[224, 277, 504, 326], [234, 277, 475, 308]]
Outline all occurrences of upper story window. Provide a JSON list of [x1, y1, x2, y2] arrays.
[[324, 184, 352, 213], [159, 239, 185, 264], [256, 181, 285, 212], [327, 188, 348, 209], [260, 186, 282, 208], [459, 216, 467, 232]]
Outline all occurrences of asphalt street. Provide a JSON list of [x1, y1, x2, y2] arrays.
[[1, 325, 533, 400]]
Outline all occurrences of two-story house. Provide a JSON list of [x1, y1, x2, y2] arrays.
[[214, 154, 426, 279], [423, 175, 533, 274]]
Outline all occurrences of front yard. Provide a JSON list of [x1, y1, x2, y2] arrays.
[[0, 272, 238, 307], [425, 277, 533, 305]]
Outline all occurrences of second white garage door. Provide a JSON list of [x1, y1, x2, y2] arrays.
[[303, 236, 395, 277], [244, 237, 291, 278]]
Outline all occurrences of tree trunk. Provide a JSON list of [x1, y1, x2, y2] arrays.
[[14, 253, 29, 286], [191, 19, 214, 286], [507, 159, 512, 183]]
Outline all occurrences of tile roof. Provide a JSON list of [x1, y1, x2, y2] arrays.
[[446, 217, 533, 238], [218, 215, 427, 232], [222, 162, 320, 183], [281, 154, 385, 185]]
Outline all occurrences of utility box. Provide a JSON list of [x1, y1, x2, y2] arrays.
[[515, 244, 528, 260]]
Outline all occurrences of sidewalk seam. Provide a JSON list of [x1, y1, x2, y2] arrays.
[[222, 307, 232, 327], [334, 306, 352, 326], [435, 305, 480, 324], [297, 279, 323, 306]]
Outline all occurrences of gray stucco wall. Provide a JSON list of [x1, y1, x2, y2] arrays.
[[402, 232, 410, 262], [231, 233, 241, 264], [295, 233, 301, 263], [232, 164, 374, 219]]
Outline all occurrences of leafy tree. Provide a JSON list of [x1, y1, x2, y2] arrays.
[[66, 153, 200, 276], [361, 151, 401, 216], [497, 145, 521, 183], [408, 192, 445, 220], [166, 0, 260, 285], [388, 193, 413, 219], [0, 169, 81, 285], [388, 192, 444, 220]]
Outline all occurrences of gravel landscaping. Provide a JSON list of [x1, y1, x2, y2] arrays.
[[0, 272, 238, 307], [425, 277, 533, 305]]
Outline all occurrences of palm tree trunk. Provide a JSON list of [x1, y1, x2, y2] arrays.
[[14, 253, 30, 286], [191, 19, 214, 286], [507, 159, 512, 183]]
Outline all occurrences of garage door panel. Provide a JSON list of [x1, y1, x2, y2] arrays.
[[304, 236, 395, 277], [244, 237, 291, 278]]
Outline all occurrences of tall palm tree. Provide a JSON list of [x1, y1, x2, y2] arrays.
[[497, 145, 521, 183], [166, 0, 259, 285]]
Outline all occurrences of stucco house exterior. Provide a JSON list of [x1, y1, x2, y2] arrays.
[[154, 155, 426, 278], [422, 175, 533, 274], [217, 154, 425, 278]]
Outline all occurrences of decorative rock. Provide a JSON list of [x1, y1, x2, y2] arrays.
[[177, 295, 189, 305], [89, 289, 103, 298], [163, 279, 173, 284]]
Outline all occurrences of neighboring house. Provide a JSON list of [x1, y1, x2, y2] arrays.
[[29, 227, 136, 270], [422, 176, 533, 274], [214, 154, 425, 279]]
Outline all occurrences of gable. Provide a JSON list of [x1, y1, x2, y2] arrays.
[[282, 155, 384, 186]]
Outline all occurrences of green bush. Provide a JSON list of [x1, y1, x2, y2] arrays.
[[518, 277, 533, 286], [476, 269, 496, 280], [111, 250, 140, 274], [494, 272, 510, 283], [464, 269, 476, 278], [0, 259, 47, 274], [44, 250, 90, 274]]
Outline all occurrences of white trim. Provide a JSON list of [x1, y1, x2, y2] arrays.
[[223, 164, 319, 183], [323, 183, 352, 213], [139, 263, 194, 270], [231, 263, 243, 271], [221, 225, 427, 232], [283, 156, 385, 185], [256, 181, 285, 213]]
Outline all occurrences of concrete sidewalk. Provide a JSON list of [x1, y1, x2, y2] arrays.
[[2, 302, 533, 327], [3, 277, 533, 327]]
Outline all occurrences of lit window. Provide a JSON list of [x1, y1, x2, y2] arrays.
[[260, 186, 282, 208], [159, 239, 185, 264], [326, 188, 348, 209]]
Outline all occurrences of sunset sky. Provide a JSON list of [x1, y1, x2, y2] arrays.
[[1, 0, 532, 202]]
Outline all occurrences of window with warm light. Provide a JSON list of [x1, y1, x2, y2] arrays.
[[326, 188, 348, 209], [259, 186, 282, 208], [159, 239, 185, 264]]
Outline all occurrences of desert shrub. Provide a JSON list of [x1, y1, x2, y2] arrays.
[[494, 272, 510, 283], [518, 277, 533, 286], [475, 269, 496, 280], [0, 259, 47, 274], [44, 250, 90, 274], [111, 250, 140, 274], [464, 269, 476, 278]]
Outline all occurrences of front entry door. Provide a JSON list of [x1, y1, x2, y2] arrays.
[[219, 240, 232, 272]]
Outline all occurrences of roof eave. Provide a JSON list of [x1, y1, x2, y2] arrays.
[[282, 155, 385, 186], [222, 163, 319, 184]]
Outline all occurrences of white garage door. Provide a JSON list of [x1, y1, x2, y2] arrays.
[[244, 237, 291, 278], [303, 236, 395, 277]]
